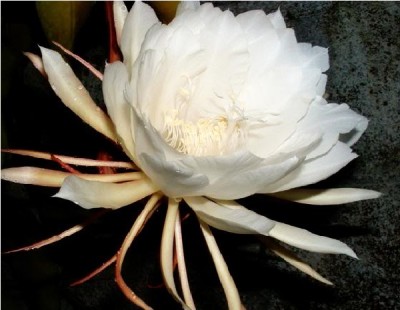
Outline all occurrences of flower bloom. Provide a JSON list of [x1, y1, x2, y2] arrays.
[[101, 1, 369, 201], [2, 2, 380, 310]]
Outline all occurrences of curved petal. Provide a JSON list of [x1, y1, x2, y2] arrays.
[[160, 199, 190, 310], [174, 212, 195, 309], [298, 97, 368, 160], [54, 176, 158, 209], [113, 1, 128, 46], [115, 193, 162, 310], [187, 197, 356, 258], [203, 156, 299, 199], [199, 220, 242, 310], [133, 111, 209, 197], [120, 1, 159, 71], [135, 108, 300, 199], [265, 141, 358, 193], [23, 52, 46, 77], [103, 61, 137, 161], [261, 237, 333, 285], [185, 197, 276, 235], [176, 1, 200, 16], [268, 222, 357, 258], [140, 153, 209, 198], [1, 167, 143, 187], [40, 47, 118, 142], [269, 188, 381, 205]]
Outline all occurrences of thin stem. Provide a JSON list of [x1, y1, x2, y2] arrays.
[[52, 41, 104, 80], [70, 254, 117, 286], [4, 210, 108, 254], [175, 212, 196, 309], [115, 193, 163, 310], [51, 154, 82, 174], [2, 149, 136, 169]]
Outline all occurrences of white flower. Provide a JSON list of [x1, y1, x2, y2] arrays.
[[2, 2, 381, 310], [103, 1, 367, 200]]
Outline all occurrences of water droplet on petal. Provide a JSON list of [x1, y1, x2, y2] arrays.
[[78, 85, 84, 90], [73, 97, 78, 102], [51, 84, 56, 91]]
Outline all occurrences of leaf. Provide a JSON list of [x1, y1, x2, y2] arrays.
[[36, 1, 95, 50]]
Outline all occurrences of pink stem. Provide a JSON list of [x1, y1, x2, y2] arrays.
[[2, 149, 136, 169], [115, 194, 162, 310], [70, 254, 117, 286], [52, 41, 104, 80], [4, 210, 109, 254], [51, 154, 82, 174]]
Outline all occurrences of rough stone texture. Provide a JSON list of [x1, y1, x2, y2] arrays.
[[2, 2, 399, 310]]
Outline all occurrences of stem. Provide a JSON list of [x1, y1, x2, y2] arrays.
[[105, 1, 122, 63], [115, 193, 163, 310], [2, 149, 136, 169], [175, 212, 196, 309]]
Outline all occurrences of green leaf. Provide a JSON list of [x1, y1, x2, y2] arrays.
[[36, 1, 94, 50]]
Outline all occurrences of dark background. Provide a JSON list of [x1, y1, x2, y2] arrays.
[[2, 2, 399, 310]]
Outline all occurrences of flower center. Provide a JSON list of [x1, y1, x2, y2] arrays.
[[162, 109, 246, 156]]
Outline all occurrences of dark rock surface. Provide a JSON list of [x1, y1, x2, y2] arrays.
[[2, 2, 399, 310]]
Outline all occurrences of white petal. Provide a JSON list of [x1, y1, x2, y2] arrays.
[[103, 61, 137, 161], [160, 199, 190, 310], [266, 141, 358, 193], [120, 1, 159, 71], [185, 197, 276, 235], [2, 167, 67, 187], [40, 47, 118, 142], [267, 9, 286, 29], [23, 52, 46, 77], [133, 111, 209, 197], [140, 152, 209, 198], [134, 25, 206, 125], [262, 237, 333, 285], [244, 68, 311, 158], [1, 167, 143, 187], [176, 1, 200, 16], [268, 222, 358, 258], [177, 5, 250, 121], [199, 221, 242, 310], [204, 156, 299, 199], [275, 131, 322, 159], [299, 97, 368, 160], [113, 1, 128, 46], [174, 213, 195, 309], [316, 74, 327, 97], [269, 188, 381, 205], [54, 176, 158, 209]]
